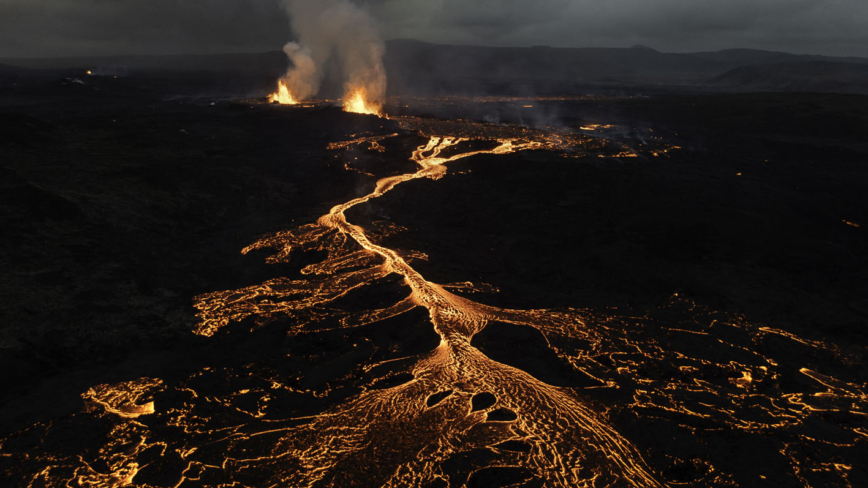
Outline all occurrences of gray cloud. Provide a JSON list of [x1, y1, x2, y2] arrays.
[[0, 0, 290, 58], [371, 0, 868, 56], [1, 0, 866, 59]]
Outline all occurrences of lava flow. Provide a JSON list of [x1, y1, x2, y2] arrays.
[[190, 135, 663, 487], [3, 127, 865, 488]]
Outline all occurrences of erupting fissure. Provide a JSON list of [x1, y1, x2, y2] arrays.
[[269, 0, 387, 116], [343, 88, 383, 116], [268, 80, 297, 105]]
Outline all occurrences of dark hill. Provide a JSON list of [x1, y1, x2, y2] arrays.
[[384, 39, 721, 87], [691, 48, 868, 68], [384, 40, 868, 95], [709, 61, 868, 94], [1, 51, 287, 75]]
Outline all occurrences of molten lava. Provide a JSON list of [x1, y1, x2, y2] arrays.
[[268, 80, 297, 105], [4, 117, 864, 487], [343, 88, 382, 116]]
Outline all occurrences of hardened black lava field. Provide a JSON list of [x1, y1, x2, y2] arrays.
[[1, 70, 867, 487]]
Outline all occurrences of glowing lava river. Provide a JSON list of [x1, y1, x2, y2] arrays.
[[2, 114, 866, 487], [194, 135, 662, 487]]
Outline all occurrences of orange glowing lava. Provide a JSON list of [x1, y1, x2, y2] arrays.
[[343, 88, 382, 116], [189, 135, 665, 487], [5, 117, 863, 487], [268, 80, 297, 105]]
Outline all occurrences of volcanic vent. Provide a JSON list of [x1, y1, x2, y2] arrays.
[[269, 0, 387, 116]]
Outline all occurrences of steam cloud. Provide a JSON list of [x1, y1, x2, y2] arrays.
[[279, 0, 386, 108], [280, 43, 318, 100]]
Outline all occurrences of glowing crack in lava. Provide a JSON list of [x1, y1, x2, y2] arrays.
[[268, 80, 298, 105]]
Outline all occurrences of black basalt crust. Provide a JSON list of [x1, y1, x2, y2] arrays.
[[0, 67, 866, 487]]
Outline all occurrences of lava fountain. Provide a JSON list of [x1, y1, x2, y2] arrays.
[[269, 1, 387, 115], [343, 87, 383, 116], [268, 80, 297, 105]]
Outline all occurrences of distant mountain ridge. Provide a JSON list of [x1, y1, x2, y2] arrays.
[[384, 40, 868, 87], [691, 48, 868, 66], [3, 41, 867, 95], [709, 61, 868, 94]]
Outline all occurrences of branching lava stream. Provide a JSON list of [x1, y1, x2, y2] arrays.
[[194, 135, 663, 486], [2, 124, 865, 488]]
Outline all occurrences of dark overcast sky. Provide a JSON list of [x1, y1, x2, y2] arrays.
[[1, 0, 866, 59]]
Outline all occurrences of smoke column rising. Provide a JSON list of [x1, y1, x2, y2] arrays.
[[277, 0, 387, 114], [280, 42, 318, 101]]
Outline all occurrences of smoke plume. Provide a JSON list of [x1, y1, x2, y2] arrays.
[[280, 42, 318, 101], [277, 0, 387, 113]]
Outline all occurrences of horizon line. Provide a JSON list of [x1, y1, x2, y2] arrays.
[[1, 39, 866, 62]]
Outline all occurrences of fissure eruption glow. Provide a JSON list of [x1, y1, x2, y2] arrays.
[[343, 87, 383, 116], [268, 80, 297, 105], [269, 0, 387, 115]]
